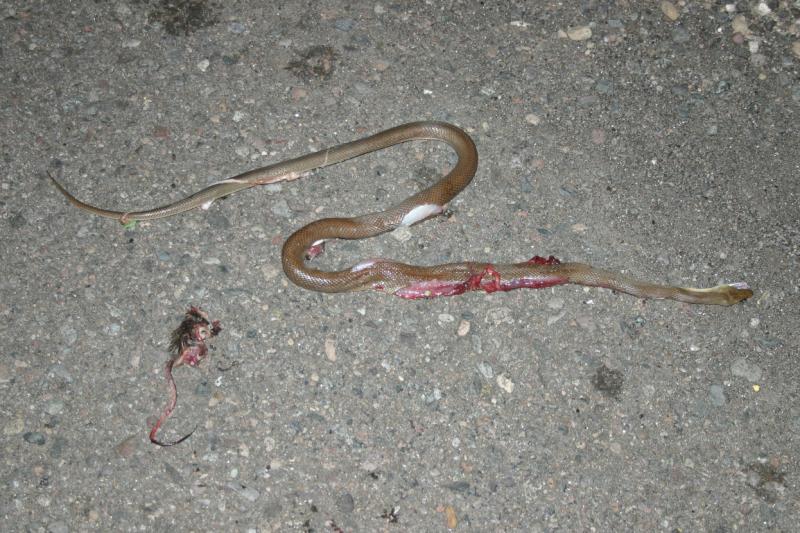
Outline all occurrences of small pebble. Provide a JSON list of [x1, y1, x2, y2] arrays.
[[114, 435, 138, 458], [660, 1, 679, 21], [23, 432, 46, 445], [48, 364, 73, 382], [477, 362, 493, 379], [45, 401, 64, 416], [238, 443, 250, 458], [672, 27, 690, 43], [497, 374, 514, 393], [197, 59, 210, 72], [438, 313, 455, 323], [732, 15, 750, 36], [270, 198, 291, 218], [445, 505, 458, 529], [566, 26, 592, 41], [456, 320, 470, 336], [227, 482, 260, 502], [290, 86, 308, 100], [754, 2, 771, 16], [571, 223, 587, 233], [731, 358, 762, 382], [324, 336, 337, 362], [334, 18, 355, 31], [336, 492, 355, 513], [59, 324, 77, 346], [525, 113, 541, 125], [709, 384, 726, 407], [595, 79, 612, 94], [229, 22, 246, 33]]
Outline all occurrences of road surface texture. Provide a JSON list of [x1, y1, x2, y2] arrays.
[[1, 1, 798, 531]]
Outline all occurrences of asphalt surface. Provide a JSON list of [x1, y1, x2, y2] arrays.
[[2, 1, 798, 531]]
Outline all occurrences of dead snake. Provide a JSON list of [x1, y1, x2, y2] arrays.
[[50, 121, 752, 305]]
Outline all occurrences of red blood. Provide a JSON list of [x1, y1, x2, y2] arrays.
[[306, 242, 325, 260], [526, 255, 561, 266], [394, 262, 567, 299]]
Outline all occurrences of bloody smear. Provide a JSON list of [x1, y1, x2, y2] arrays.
[[394, 255, 566, 299], [149, 306, 221, 447]]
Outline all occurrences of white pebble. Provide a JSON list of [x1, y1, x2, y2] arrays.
[[525, 113, 541, 125], [566, 26, 592, 41], [755, 2, 771, 16], [497, 374, 514, 393], [660, 1, 679, 21], [324, 337, 337, 362]]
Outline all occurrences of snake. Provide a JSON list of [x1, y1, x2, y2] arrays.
[[50, 121, 752, 306]]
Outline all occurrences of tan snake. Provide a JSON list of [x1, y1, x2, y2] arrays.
[[50, 121, 752, 305]]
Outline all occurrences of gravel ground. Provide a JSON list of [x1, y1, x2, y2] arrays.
[[2, 1, 799, 531]]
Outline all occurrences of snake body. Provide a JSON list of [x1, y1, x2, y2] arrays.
[[50, 121, 752, 305]]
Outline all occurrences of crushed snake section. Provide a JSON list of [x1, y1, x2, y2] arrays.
[[149, 306, 221, 447], [392, 255, 566, 299]]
